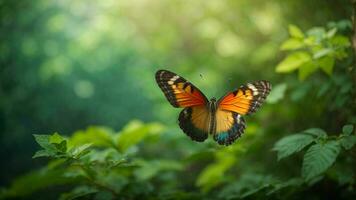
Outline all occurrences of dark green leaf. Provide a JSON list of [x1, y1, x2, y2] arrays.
[[340, 135, 356, 150], [32, 150, 55, 158], [54, 140, 67, 153], [60, 186, 98, 200], [33, 134, 53, 150], [303, 128, 327, 139], [302, 141, 340, 182], [273, 134, 314, 160], [342, 124, 354, 135]]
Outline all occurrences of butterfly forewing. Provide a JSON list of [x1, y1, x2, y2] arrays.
[[218, 80, 272, 115], [156, 70, 210, 142], [155, 70, 208, 108]]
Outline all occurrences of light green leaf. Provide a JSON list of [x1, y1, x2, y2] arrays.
[[298, 62, 318, 81], [288, 24, 304, 38], [342, 124, 354, 135], [68, 126, 115, 148], [134, 159, 183, 181], [302, 141, 340, 182], [116, 121, 163, 152], [266, 83, 287, 104], [49, 132, 65, 144], [318, 56, 335, 76], [303, 128, 327, 139], [273, 134, 314, 160], [196, 155, 235, 192], [307, 27, 325, 41], [276, 52, 311, 73], [69, 143, 92, 159], [326, 28, 337, 38], [313, 48, 333, 59], [280, 38, 304, 50]]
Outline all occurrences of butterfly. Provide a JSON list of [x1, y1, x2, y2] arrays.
[[155, 69, 272, 146]]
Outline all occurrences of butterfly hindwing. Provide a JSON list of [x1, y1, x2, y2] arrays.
[[178, 106, 209, 142], [155, 70, 208, 108], [218, 80, 272, 115], [213, 109, 246, 145]]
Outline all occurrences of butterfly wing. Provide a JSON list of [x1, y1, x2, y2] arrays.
[[156, 70, 210, 141], [217, 80, 272, 115], [213, 108, 246, 145], [213, 80, 271, 145], [155, 70, 208, 108], [179, 106, 210, 142]]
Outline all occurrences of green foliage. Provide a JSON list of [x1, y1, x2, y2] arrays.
[[302, 141, 340, 182], [1, 1, 355, 199], [274, 125, 355, 184], [273, 134, 314, 160], [276, 24, 350, 80]]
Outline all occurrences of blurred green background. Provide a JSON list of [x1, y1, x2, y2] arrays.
[[0, 0, 355, 199]]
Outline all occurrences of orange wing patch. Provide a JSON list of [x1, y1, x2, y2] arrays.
[[218, 81, 272, 115], [213, 109, 246, 145], [156, 70, 208, 108]]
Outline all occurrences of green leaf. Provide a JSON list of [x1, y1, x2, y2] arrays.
[[276, 52, 311, 73], [318, 56, 334, 76], [303, 128, 327, 139], [313, 48, 333, 59], [196, 155, 236, 191], [288, 24, 304, 38], [49, 132, 65, 144], [267, 178, 303, 195], [69, 143, 92, 159], [298, 62, 318, 81], [32, 150, 55, 158], [273, 134, 314, 160], [59, 186, 98, 200], [68, 126, 115, 148], [330, 35, 351, 47], [33, 134, 53, 150], [116, 121, 163, 152], [266, 83, 287, 104], [280, 38, 304, 50], [342, 124, 354, 135], [302, 141, 340, 182], [326, 28, 337, 38], [54, 140, 67, 153], [134, 159, 183, 181], [1, 168, 76, 198], [340, 135, 356, 150], [307, 27, 325, 41]]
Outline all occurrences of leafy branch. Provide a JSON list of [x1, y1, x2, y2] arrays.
[[273, 124, 355, 182]]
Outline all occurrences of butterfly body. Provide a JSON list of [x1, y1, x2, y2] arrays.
[[155, 70, 271, 146]]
